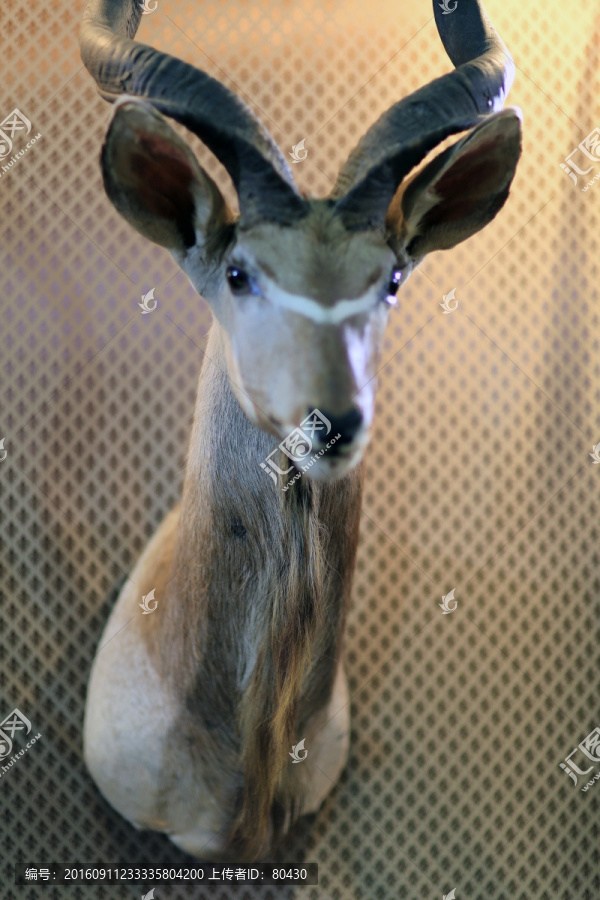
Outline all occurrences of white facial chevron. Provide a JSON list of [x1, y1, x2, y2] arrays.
[[262, 277, 382, 324]]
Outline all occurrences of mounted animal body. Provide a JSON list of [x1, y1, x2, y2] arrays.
[[80, 0, 521, 861]]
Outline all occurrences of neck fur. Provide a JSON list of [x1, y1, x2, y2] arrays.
[[155, 322, 364, 857]]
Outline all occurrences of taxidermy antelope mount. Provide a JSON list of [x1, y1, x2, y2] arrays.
[[81, 0, 521, 862]]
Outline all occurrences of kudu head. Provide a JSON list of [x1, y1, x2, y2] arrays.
[[81, 0, 521, 482]]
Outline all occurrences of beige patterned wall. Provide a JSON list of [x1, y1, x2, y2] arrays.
[[1, 0, 599, 898]]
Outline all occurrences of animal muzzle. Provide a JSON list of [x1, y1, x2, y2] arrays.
[[310, 406, 364, 457]]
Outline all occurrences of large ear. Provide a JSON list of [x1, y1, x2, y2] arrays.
[[386, 108, 522, 263], [100, 97, 233, 255]]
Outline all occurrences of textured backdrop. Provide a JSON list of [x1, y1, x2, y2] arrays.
[[1, 0, 599, 898]]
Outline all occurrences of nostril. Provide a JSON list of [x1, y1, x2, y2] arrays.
[[312, 407, 363, 446]]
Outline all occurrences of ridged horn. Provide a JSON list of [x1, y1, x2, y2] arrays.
[[332, 0, 515, 229], [80, 0, 309, 225]]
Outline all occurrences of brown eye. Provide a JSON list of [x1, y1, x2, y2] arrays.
[[226, 265, 251, 294]]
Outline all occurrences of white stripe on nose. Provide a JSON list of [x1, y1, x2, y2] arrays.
[[263, 278, 380, 323]]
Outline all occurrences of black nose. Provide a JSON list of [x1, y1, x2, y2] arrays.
[[312, 407, 363, 447]]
